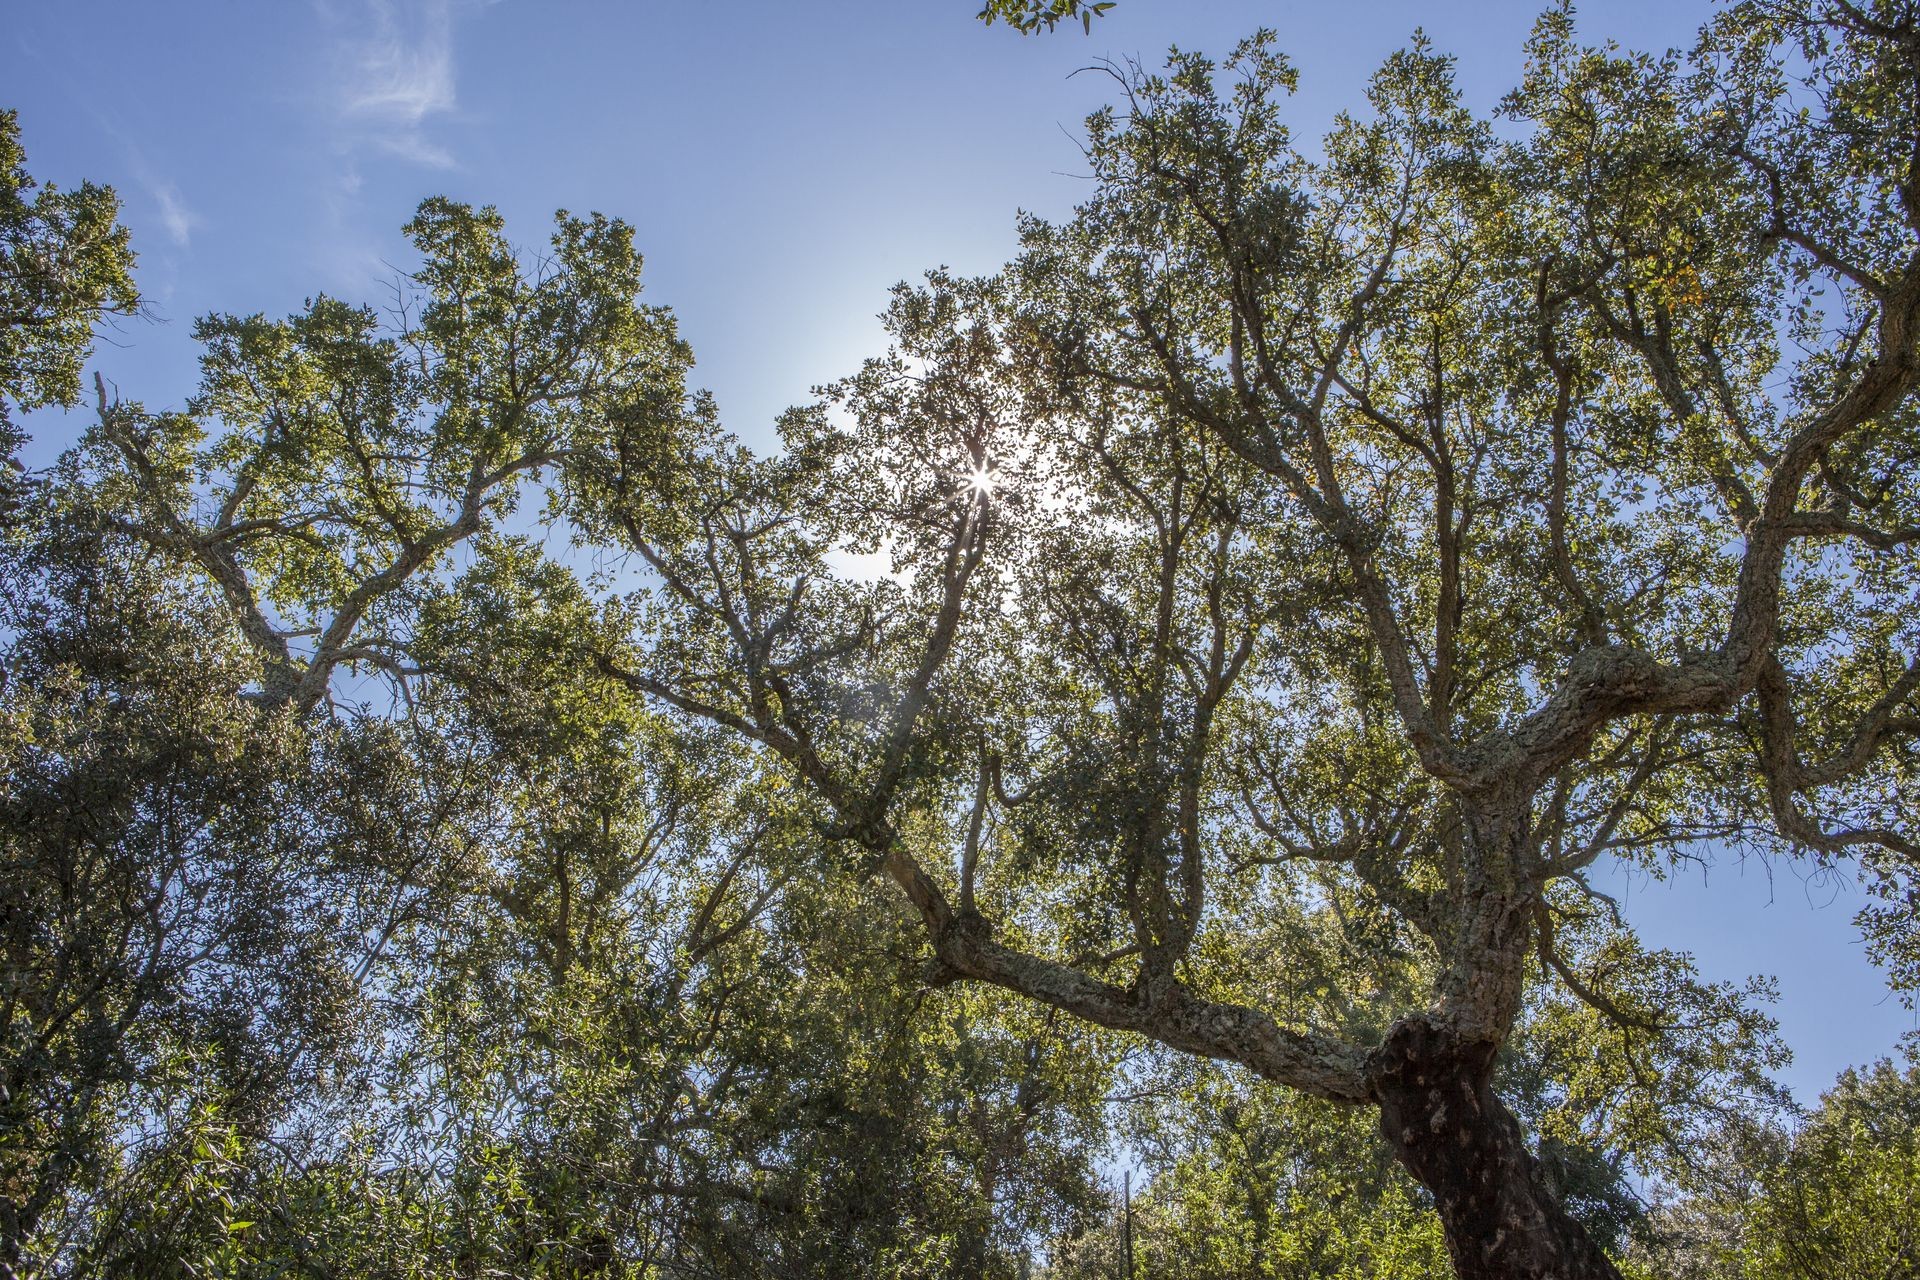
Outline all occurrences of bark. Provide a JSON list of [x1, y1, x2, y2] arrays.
[[1368, 1018, 1623, 1280]]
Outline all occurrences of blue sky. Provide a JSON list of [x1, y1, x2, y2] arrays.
[[7, 0, 1912, 1101]]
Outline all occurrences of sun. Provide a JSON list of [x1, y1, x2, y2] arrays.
[[965, 462, 999, 500]]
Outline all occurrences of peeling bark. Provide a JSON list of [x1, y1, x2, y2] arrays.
[[1369, 1019, 1624, 1280]]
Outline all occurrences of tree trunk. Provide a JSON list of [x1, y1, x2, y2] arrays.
[[1369, 1018, 1624, 1280]]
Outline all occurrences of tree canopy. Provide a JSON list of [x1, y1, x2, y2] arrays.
[[976, 1, 1116, 35], [0, 107, 136, 524], [6, 1, 1920, 1277]]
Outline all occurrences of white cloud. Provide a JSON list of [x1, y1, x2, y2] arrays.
[[151, 181, 199, 247], [372, 132, 456, 169], [332, 0, 462, 169], [347, 0, 452, 123], [80, 107, 203, 251]]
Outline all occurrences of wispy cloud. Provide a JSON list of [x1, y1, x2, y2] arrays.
[[331, 0, 462, 169], [151, 181, 199, 247], [77, 103, 203, 253]]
